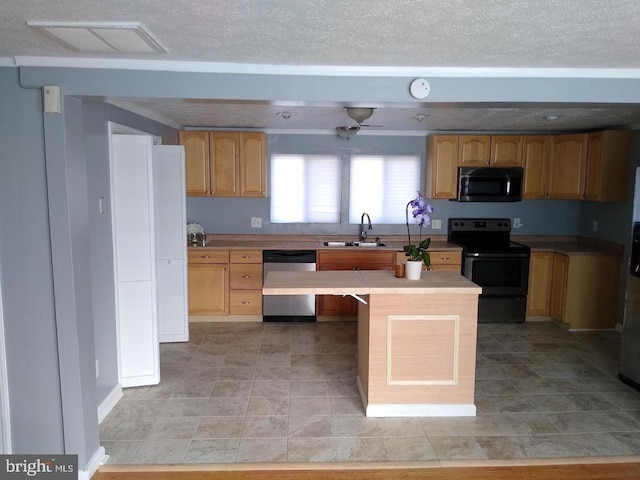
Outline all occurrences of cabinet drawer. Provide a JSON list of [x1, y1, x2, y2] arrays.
[[230, 250, 263, 264], [188, 250, 229, 264], [395, 250, 461, 267], [430, 250, 462, 266], [230, 263, 263, 289], [317, 251, 394, 269], [230, 290, 263, 315]]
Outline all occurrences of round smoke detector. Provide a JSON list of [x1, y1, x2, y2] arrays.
[[410, 78, 431, 99]]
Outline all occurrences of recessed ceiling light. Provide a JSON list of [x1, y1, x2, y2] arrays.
[[412, 114, 430, 123], [27, 21, 167, 54], [276, 112, 295, 120]]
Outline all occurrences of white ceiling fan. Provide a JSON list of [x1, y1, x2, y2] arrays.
[[336, 107, 383, 139]]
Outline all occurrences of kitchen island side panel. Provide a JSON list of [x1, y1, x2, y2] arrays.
[[365, 293, 478, 406]]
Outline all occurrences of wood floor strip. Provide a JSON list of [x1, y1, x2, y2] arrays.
[[95, 462, 640, 480]]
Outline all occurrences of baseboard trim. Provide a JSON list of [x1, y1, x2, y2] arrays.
[[357, 376, 476, 417], [78, 446, 107, 480], [97, 384, 122, 424], [366, 403, 477, 417]]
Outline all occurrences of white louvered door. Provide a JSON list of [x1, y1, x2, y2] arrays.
[[110, 135, 160, 388], [153, 145, 188, 343]]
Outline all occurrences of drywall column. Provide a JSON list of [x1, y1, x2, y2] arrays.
[[0, 68, 65, 452], [42, 94, 101, 468]]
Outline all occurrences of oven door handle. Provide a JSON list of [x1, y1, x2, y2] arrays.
[[466, 253, 530, 258]]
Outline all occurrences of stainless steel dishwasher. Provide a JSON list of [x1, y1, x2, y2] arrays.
[[263, 250, 317, 322]]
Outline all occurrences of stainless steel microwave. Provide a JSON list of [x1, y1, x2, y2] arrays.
[[457, 167, 523, 202]]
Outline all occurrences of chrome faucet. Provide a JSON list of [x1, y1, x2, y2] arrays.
[[359, 213, 372, 242]]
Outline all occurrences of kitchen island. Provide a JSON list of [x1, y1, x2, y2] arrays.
[[263, 269, 482, 417]]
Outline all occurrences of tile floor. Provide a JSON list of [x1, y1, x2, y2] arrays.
[[100, 320, 640, 464]]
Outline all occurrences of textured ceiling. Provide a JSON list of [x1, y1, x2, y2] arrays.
[[2, 0, 640, 131]]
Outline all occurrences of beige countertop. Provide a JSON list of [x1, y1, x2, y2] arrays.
[[187, 234, 621, 257], [262, 269, 481, 295], [516, 238, 623, 256], [189, 235, 460, 253]]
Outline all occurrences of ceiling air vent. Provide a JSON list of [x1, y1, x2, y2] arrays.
[[27, 21, 167, 54]]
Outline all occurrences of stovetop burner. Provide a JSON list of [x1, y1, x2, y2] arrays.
[[448, 218, 530, 256]]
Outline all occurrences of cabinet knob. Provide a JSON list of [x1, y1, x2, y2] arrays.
[[241, 275, 251, 278], [201, 255, 210, 259], [441, 257, 450, 260], [241, 301, 251, 304], [242, 255, 251, 259]]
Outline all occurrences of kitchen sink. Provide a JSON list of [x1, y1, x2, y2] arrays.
[[322, 241, 386, 247]]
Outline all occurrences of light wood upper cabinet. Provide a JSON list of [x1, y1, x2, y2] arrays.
[[458, 135, 491, 166], [180, 131, 266, 198], [490, 135, 523, 167], [240, 132, 267, 197], [425, 135, 458, 199], [210, 132, 241, 197], [584, 130, 630, 202], [547, 133, 588, 199], [179, 131, 210, 196], [526, 252, 553, 315], [522, 135, 550, 199]]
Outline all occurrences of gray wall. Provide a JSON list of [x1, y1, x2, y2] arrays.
[[187, 133, 583, 237], [0, 68, 65, 452]]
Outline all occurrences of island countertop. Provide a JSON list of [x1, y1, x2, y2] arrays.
[[262, 270, 481, 296]]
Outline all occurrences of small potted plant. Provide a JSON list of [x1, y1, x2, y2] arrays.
[[403, 192, 434, 280]]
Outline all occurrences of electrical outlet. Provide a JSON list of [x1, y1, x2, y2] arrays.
[[513, 218, 522, 228], [593, 220, 598, 231], [431, 219, 442, 230], [251, 217, 262, 228]]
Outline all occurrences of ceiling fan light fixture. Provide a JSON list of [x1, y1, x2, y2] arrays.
[[336, 125, 360, 140], [345, 107, 375, 124]]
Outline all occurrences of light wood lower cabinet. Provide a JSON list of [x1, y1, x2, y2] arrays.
[[188, 249, 264, 317], [187, 250, 229, 315], [526, 252, 554, 315], [229, 250, 263, 315], [317, 251, 395, 317], [542, 252, 620, 329]]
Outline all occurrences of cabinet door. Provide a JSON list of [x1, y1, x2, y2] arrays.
[[240, 132, 266, 197], [491, 135, 523, 166], [549, 254, 568, 322], [585, 130, 630, 202], [458, 135, 491, 166], [547, 134, 588, 199], [426, 135, 458, 199], [210, 132, 240, 197], [179, 131, 210, 196], [522, 136, 549, 199], [188, 263, 229, 315], [526, 252, 553, 315]]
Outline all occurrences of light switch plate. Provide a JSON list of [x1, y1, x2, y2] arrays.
[[251, 217, 262, 228]]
